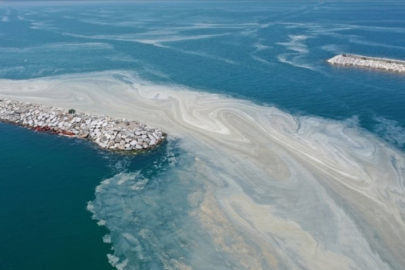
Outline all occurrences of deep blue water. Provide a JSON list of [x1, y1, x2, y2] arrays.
[[1, 1, 405, 269]]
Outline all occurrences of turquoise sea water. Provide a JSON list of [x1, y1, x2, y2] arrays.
[[1, 2, 405, 269]]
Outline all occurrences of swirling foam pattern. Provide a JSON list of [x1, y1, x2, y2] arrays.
[[0, 71, 404, 269]]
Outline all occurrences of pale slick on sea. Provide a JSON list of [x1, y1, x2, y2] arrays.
[[1, 71, 405, 269]]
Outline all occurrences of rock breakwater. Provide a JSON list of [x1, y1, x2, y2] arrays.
[[327, 54, 405, 73], [0, 98, 165, 152]]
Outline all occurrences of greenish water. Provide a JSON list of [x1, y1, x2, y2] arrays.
[[0, 123, 167, 270]]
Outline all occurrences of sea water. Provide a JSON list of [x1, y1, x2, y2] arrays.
[[0, 2, 405, 269]]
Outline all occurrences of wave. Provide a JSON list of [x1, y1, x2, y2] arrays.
[[0, 71, 404, 269]]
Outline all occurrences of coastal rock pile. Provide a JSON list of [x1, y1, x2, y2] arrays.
[[328, 54, 405, 73], [0, 98, 165, 152]]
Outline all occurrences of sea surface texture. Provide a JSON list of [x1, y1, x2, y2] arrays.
[[1, 2, 405, 270]]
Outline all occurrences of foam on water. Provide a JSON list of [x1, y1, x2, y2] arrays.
[[61, 32, 231, 48], [374, 116, 405, 148], [1, 70, 405, 269], [321, 44, 344, 54], [276, 35, 319, 71], [277, 35, 311, 54]]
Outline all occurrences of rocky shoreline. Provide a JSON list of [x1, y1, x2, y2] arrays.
[[327, 54, 405, 73], [0, 98, 165, 153]]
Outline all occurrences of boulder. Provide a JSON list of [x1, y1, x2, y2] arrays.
[[0, 99, 165, 153], [130, 141, 137, 146]]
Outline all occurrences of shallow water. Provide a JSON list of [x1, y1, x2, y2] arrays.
[[1, 2, 405, 269]]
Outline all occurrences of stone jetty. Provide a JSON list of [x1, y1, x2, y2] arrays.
[[0, 98, 165, 152], [327, 54, 405, 73]]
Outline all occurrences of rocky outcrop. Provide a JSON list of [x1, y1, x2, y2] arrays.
[[0, 98, 165, 152], [327, 54, 405, 73]]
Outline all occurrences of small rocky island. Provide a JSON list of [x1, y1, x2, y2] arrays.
[[328, 54, 405, 73], [0, 98, 165, 152]]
